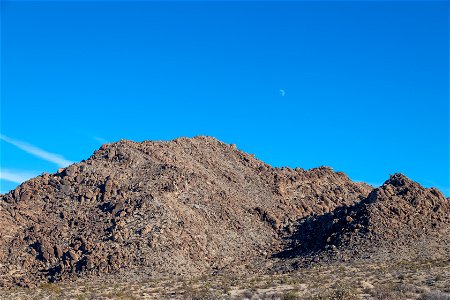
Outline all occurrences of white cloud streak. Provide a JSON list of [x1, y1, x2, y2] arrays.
[[0, 134, 73, 167], [0, 169, 39, 183]]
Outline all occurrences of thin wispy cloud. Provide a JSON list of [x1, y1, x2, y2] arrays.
[[0, 134, 73, 167], [0, 169, 39, 184]]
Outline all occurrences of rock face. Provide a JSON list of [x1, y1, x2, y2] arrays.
[[0, 136, 447, 286]]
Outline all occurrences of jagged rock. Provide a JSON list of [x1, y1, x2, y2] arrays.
[[64, 166, 77, 177]]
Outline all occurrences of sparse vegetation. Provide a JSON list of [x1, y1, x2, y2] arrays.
[[1, 258, 448, 299]]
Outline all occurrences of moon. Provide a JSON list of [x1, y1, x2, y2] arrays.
[[280, 89, 286, 96]]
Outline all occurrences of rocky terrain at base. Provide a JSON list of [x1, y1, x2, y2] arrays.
[[0, 136, 448, 297]]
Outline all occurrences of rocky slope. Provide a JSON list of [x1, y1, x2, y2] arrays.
[[276, 174, 450, 266], [0, 136, 447, 287]]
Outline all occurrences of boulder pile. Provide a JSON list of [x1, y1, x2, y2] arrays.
[[0, 136, 447, 286]]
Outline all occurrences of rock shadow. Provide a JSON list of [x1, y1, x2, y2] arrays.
[[274, 196, 373, 259]]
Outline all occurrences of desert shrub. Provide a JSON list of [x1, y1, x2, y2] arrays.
[[261, 292, 292, 300], [239, 290, 256, 299], [309, 285, 359, 300], [40, 282, 62, 294], [418, 290, 450, 300], [327, 288, 359, 300], [282, 290, 300, 300], [395, 283, 423, 294], [184, 287, 220, 300], [370, 287, 400, 300]]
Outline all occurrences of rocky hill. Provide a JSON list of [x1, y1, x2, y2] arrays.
[[0, 136, 447, 287], [276, 174, 450, 266]]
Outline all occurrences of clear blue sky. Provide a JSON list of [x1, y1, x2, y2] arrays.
[[1, 1, 449, 196]]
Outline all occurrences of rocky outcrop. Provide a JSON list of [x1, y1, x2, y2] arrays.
[[0, 136, 446, 287], [279, 174, 450, 263]]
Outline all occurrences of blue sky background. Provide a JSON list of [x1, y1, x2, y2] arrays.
[[1, 1, 449, 196]]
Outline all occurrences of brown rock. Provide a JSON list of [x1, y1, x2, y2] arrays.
[[68, 250, 79, 261], [54, 245, 63, 259], [64, 166, 77, 177]]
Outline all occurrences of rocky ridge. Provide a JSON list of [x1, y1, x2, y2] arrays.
[[0, 136, 447, 287], [278, 173, 450, 265]]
